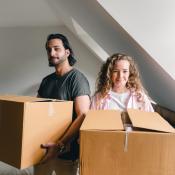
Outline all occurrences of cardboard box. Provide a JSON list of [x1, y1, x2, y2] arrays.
[[0, 95, 73, 169], [80, 109, 175, 175]]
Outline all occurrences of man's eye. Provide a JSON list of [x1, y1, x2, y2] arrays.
[[54, 48, 61, 51]]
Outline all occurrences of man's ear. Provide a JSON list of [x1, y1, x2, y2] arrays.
[[66, 49, 70, 57]]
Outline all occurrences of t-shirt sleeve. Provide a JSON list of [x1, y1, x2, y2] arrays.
[[71, 72, 91, 99]]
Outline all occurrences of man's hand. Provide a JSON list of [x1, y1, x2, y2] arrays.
[[40, 142, 58, 164]]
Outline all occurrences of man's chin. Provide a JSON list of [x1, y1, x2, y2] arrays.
[[48, 60, 59, 67], [48, 57, 66, 67]]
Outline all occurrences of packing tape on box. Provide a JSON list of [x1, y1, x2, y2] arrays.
[[124, 124, 133, 152], [124, 131, 129, 152], [48, 103, 55, 117]]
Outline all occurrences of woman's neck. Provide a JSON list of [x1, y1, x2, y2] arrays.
[[112, 87, 128, 94]]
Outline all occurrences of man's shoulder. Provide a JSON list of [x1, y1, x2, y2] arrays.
[[70, 68, 88, 80], [68, 69, 90, 95]]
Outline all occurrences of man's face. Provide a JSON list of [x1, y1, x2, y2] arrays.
[[46, 38, 70, 67]]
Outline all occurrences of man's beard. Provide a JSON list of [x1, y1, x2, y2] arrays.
[[48, 57, 67, 67]]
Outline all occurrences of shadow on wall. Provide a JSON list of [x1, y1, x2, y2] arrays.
[[20, 83, 40, 97]]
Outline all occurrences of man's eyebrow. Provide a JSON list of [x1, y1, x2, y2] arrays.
[[47, 46, 60, 49]]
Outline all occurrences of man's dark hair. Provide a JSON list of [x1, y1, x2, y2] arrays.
[[45, 33, 77, 66]]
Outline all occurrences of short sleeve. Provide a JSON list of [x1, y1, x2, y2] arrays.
[[71, 71, 91, 100], [90, 93, 105, 110], [143, 93, 154, 112], [90, 94, 99, 109]]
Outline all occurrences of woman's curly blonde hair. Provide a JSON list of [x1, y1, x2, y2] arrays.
[[95, 53, 145, 100]]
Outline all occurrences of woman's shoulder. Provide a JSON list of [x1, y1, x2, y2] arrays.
[[91, 92, 101, 100]]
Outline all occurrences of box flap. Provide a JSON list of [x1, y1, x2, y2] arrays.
[[127, 109, 175, 133], [81, 110, 124, 131], [0, 95, 54, 102]]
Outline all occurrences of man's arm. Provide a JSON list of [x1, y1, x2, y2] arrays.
[[40, 95, 90, 163], [57, 95, 90, 145]]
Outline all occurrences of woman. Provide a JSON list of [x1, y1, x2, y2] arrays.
[[91, 53, 154, 112]]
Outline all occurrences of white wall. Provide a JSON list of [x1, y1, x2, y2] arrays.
[[0, 26, 101, 96]]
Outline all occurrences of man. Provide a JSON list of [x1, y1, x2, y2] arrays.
[[37, 33, 91, 174], [10, 33, 89, 175], [0, 33, 90, 175]]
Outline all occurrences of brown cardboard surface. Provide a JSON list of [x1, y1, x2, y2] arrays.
[[0, 94, 49, 102], [80, 131, 175, 175], [128, 109, 175, 133], [0, 95, 73, 169], [81, 110, 123, 130], [80, 109, 175, 175]]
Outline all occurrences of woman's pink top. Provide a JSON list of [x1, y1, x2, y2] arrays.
[[90, 90, 154, 112]]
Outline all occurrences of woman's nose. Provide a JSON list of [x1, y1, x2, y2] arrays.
[[117, 72, 122, 78]]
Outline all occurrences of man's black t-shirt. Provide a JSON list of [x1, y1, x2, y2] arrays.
[[38, 68, 90, 101], [38, 68, 91, 160]]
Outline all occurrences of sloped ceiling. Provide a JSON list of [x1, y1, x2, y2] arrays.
[[98, 0, 175, 80]]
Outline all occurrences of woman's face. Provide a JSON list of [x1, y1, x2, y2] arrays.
[[111, 60, 130, 91]]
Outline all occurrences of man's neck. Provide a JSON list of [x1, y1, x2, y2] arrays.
[[55, 63, 73, 76]]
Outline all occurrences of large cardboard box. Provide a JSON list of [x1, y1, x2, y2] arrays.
[[80, 109, 175, 175], [0, 95, 73, 169]]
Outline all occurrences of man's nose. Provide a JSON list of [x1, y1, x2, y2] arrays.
[[50, 49, 55, 56]]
